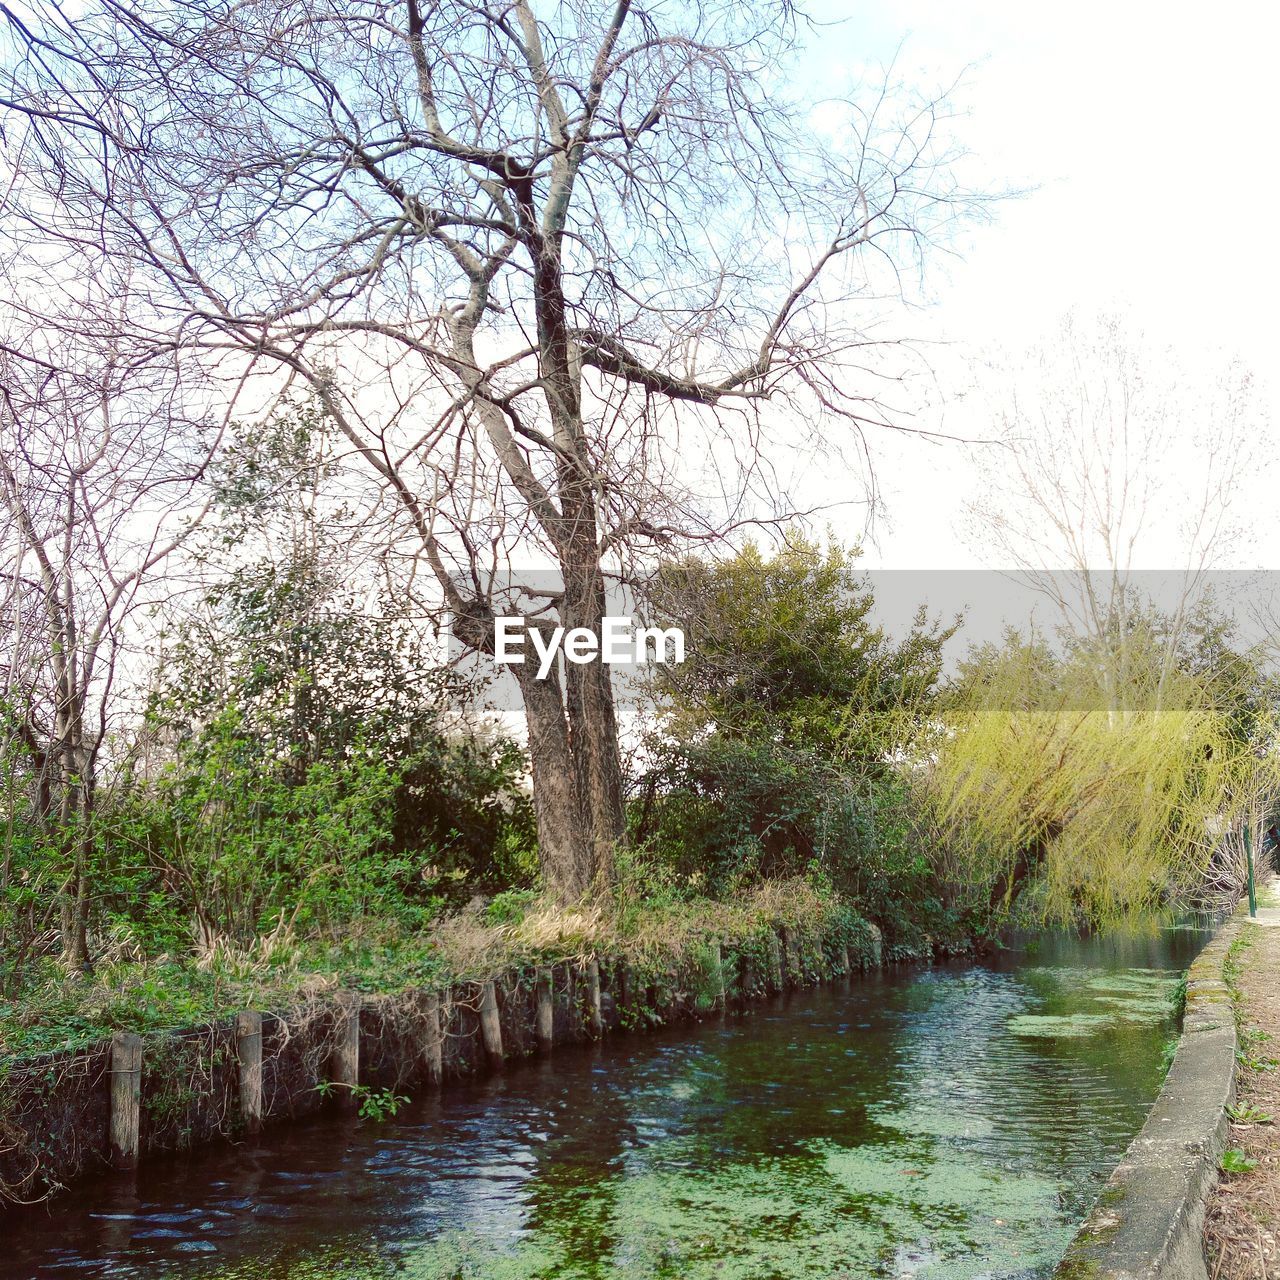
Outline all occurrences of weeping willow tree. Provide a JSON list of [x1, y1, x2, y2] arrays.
[[923, 620, 1280, 925]]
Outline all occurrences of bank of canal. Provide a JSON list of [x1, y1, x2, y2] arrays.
[[4, 924, 1209, 1280]]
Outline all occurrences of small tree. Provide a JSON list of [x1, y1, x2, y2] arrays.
[[0, 309, 212, 967], [638, 538, 955, 912], [966, 312, 1266, 709], [652, 538, 956, 765]]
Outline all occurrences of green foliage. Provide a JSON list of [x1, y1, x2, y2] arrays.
[[1225, 1102, 1273, 1125], [0, 398, 541, 1002], [392, 735, 538, 901], [0, 922, 448, 1057], [652, 536, 956, 766], [120, 402, 539, 947], [485, 890, 539, 927], [358, 1087, 410, 1123], [1220, 1148, 1258, 1174], [314, 1080, 410, 1122], [1, 957, 243, 1056], [636, 538, 954, 941], [1224, 932, 1253, 1000], [1155, 976, 1187, 1080], [0, 741, 58, 995], [1236, 1050, 1278, 1072], [924, 611, 1280, 926], [687, 942, 725, 1012], [117, 707, 405, 943]]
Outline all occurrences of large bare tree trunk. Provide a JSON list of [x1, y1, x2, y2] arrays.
[[515, 663, 594, 901], [560, 556, 626, 884]]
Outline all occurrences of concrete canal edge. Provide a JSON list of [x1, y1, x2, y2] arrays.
[[1056, 904, 1246, 1280]]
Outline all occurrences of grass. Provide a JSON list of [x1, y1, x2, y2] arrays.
[[0, 877, 859, 1061], [1223, 927, 1256, 1013], [431, 876, 855, 976], [0, 927, 446, 1058]]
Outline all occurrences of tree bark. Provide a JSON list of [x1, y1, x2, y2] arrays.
[[559, 554, 625, 891], [514, 660, 594, 901]]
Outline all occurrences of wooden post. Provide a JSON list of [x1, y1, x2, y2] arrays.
[[645, 982, 660, 1025], [331, 990, 361, 1109], [567, 966, 580, 1036], [535, 969, 554, 1053], [422, 992, 443, 1083], [109, 1031, 143, 1170], [235, 1012, 263, 1135], [616, 962, 631, 1024], [585, 959, 604, 1038], [479, 980, 503, 1063], [712, 942, 727, 1010], [841, 944, 852, 979], [766, 933, 783, 993]]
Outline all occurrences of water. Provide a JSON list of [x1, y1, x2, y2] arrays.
[[5, 927, 1208, 1280]]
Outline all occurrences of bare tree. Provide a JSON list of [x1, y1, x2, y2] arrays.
[[965, 312, 1269, 707], [0, 0, 981, 901], [0, 302, 213, 967]]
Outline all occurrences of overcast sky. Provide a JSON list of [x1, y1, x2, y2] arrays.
[[791, 1, 1278, 587]]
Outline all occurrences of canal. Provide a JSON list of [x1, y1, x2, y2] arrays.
[[7, 925, 1209, 1279]]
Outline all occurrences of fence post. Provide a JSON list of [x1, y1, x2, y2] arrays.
[[109, 1031, 143, 1169], [235, 1012, 263, 1135], [585, 959, 604, 1038], [535, 969, 554, 1053], [422, 992, 443, 1083], [766, 933, 783, 993], [1246, 825, 1258, 918], [331, 990, 361, 1109], [479, 980, 504, 1062], [616, 962, 631, 1024]]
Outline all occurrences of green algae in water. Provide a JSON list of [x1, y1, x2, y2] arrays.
[[1008, 969, 1179, 1037], [1086, 971, 1176, 985], [1091, 993, 1178, 1018], [867, 1100, 997, 1142], [398, 1140, 1068, 1280], [1083, 974, 1178, 996], [1007, 1013, 1116, 1038]]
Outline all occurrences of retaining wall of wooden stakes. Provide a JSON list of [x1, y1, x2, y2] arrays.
[[0, 913, 887, 1206]]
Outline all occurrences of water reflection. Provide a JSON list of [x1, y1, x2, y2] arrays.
[[5, 926, 1207, 1280]]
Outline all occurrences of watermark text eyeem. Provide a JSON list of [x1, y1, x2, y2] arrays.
[[494, 616, 685, 679]]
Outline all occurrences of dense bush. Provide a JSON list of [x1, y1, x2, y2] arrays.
[[632, 537, 956, 942], [632, 740, 951, 947]]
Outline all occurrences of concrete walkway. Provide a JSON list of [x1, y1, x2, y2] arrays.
[[1203, 879, 1280, 1278], [1246, 904, 1280, 928]]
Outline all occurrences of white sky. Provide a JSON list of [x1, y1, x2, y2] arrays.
[[793, 0, 1280, 582]]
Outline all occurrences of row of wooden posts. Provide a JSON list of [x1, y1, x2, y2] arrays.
[[108, 935, 851, 1170], [106, 957, 611, 1171]]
